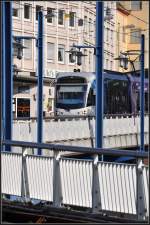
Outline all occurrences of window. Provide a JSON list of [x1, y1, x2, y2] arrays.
[[23, 39, 32, 59], [47, 98, 52, 111], [24, 4, 31, 19], [17, 98, 30, 118], [49, 89, 52, 96], [84, 16, 88, 33], [13, 8, 19, 17], [13, 2, 20, 18], [47, 8, 53, 23], [131, 1, 142, 10], [122, 26, 125, 42], [130, 29, 141, 44], [58, 10, 64, 25], [18, 86, 30, 94], [69, 12, 76, 27], [36, 5, 42, 20], [106, 28, 109, 41], [89, 18, 92, 32], [47, 42, 54, 61], [58, 45, 65, 62]]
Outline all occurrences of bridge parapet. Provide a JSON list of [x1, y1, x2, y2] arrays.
[[2, 140, 149, 221], [12, 115, 149, 150]]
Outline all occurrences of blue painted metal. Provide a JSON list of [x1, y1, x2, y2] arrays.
[[2, 139, 148, 158], [37, 11, 44, 155], [95, 2, 104, 152], [2, 2, 6, 151], [140, 35, 145, 152], [3, 2, 13, 152]]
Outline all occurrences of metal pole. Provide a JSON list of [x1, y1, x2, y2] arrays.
[[3, 2, 13, 151], [0, 1, 2, 148], [2, 2, 5, 150], [140, 35, 145, 152], [37, 11, 43, 155], [95, 2, 104, 150]]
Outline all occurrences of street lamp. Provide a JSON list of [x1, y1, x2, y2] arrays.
[[65, 46, 88, 66], [114, 50, 141, 71]]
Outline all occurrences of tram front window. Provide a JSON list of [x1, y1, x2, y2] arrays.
[[56, 85, 87, 109]]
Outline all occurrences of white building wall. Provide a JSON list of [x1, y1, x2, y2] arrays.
[[12, 1, 117, 75]]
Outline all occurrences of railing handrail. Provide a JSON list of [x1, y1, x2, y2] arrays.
[[2, 139, 148, 158], [13, 113, 149, 121]]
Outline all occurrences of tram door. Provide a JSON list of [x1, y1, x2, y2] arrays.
[[17, 98, 30, 118]]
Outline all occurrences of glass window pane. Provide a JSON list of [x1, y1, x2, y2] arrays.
[[13, 8, 19, 17], [23, 39, 32, 59], [69, 12, 75, 27], [131, 1, 142, 10], [47, 8, 53, 23], [58, 10, 64, 25], [24, 4, 30, 19], [58, 45, 65, 62], [47, 43, 54, 60], [130, 29, 141, 43]]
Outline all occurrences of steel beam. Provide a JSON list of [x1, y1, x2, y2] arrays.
[[37, 11, 44, 155]]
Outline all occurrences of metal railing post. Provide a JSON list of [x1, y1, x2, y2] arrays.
[[92, 154, 101, 213], [21, 147, 30, 202], [37, 11, 44, 155], [136, 159, 146, 220], [53, 151, 62, 207]]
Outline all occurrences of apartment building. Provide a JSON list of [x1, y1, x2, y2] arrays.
[[12, 1, 117, 117], [116, 1, 149, 72], [13, 1, 117, 74]]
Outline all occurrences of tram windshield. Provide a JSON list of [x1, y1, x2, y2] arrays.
[[56, 84, 87, 109]]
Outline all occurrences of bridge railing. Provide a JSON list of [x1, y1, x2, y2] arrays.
[[13, 113, 149, 121], [2, 140, 149, 221], [12, 114, 149, 148]]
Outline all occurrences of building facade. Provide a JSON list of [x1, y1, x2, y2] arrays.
[[116, 1, 149, 72]]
